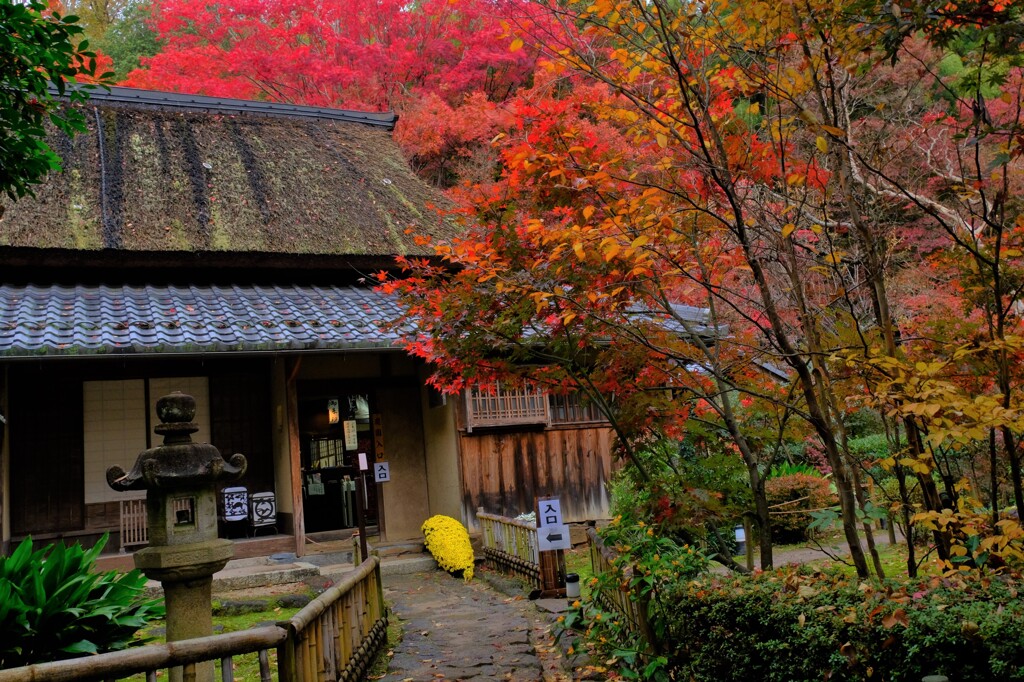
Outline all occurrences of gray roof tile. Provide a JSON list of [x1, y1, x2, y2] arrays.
[[0, 283, 408, 358]]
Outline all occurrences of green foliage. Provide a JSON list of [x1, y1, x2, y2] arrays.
[[559, 517, 709, 681], [0, 534, 163, 669], [0, 0, 108, 210], [847, 433, 891, 460], [667, 567, 1024, 681], [609, 438, 750, 536], [765, 473, 836, 543], [96, 1, 161, 79], [767, 461, 820, 479], [843, 409, 884, 439]]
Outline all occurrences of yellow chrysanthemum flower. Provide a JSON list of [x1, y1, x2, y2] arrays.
[[421, 514, 475, 581]]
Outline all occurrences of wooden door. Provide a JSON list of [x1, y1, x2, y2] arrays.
[[9, 373, 84, 535], [210, 369, 273, 492]]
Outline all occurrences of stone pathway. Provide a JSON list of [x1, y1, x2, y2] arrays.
[[379, 570, 570, 681]]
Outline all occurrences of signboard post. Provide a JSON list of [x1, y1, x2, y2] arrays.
[[536, 496, 568, 598], [354, 453, 369, 562]]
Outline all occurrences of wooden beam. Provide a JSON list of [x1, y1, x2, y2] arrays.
[[286, 357, 305, 556]]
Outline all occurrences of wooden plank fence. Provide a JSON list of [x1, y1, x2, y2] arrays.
[[0, 556, 387, 682]]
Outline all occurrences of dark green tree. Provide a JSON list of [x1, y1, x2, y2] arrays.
[[0, 0, 108, 215], [95, 0, 159, 79]]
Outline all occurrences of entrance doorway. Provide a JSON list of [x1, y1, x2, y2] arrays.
[[298, 387, 379, 534]]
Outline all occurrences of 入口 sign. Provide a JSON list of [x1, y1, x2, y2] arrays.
[[373, 462, 391, 482], [538, 498, 563, 527]]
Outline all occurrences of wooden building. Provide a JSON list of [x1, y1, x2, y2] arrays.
[[0, 86, 616, 557]]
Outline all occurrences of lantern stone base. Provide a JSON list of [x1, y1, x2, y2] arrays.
[[134, 538, 234, 581], [135, 539, 235, 682]]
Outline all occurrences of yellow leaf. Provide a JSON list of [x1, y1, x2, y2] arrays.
[[781, 223, 796, 239], [820, 124, 846, 137], [816, 136, 828, 154], [510, 37, 524, 52], [582, 205, 596, 220], [573, 241, 586, 260], [823, 251, 844, 264], [656, 133, 668, 149]]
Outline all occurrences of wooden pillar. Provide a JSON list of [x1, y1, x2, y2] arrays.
[[286, 357, 305, 556], [0, 366, 7, 555]]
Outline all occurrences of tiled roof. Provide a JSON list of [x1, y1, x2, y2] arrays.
[[61, 85, 398, 128], [0, 283, 409, 358]]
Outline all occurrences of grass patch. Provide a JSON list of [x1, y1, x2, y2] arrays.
[[564, 546, 594, 599], [800, 539, 943, 578], [367, 601, 402, 679], [128, 593, 308, 681]]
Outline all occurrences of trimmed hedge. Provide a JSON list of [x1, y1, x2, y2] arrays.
[[664, 567, 1024, 681], [765, 473, 836, 543]]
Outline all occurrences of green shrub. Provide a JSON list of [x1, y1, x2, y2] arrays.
[[666, 567, 1024, 681], [0, 534, 163, 669], [560, 517, 710, 681], [765, 473, 836, 544], [847, 433, 892, 460], [768, 461, 821, 479]]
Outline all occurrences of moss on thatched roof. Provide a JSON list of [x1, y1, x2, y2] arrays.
[[0, 87, 456, 259]]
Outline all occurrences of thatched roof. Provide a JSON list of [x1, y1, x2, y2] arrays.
[[0, 86, 456, 268]]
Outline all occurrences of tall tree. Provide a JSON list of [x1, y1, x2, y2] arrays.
[[388, 0, 1024, 577], [122, 0, 543, 185]]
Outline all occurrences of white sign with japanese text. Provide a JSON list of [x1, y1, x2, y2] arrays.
[[538, 498, 563, 527]]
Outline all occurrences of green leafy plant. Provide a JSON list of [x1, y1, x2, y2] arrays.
[[559, 517, 709, 681], [768, 461, 821, 479], [0, 534, 163, 669], [0, 0, 109, 210], [421, 515, 475, 581]]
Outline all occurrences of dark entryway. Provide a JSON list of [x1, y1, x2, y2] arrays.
[[298, 383, 379, 533]]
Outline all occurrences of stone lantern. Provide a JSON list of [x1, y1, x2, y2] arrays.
[[107, 392, 246, 682]]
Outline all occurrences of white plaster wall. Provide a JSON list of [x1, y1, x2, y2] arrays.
[[419, 366, 462, 522], [83, 377, 209, 505]]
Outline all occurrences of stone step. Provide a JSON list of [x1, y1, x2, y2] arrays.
[[142, 547, 436, 595]]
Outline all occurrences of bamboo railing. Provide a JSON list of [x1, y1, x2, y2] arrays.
[[477, 509, 540, 587], [277, 554, 388, 682], [587, 525, 655, 648], [0, 556, 387, 682], [0, 628, 284, 682]]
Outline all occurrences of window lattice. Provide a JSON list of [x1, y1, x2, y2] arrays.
[[465, 384, 550, 432], [549, 393, 606, 424]]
